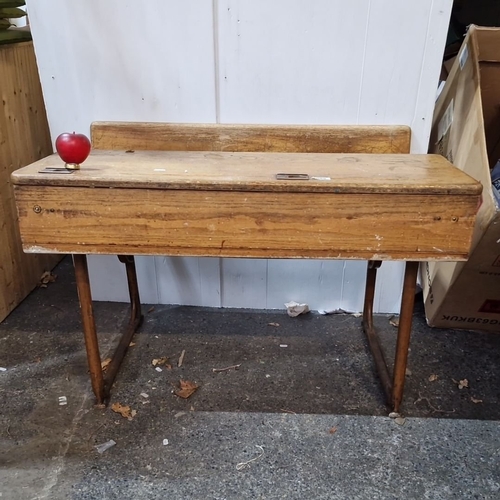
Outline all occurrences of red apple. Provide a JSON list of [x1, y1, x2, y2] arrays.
[[55, 132, 91, 167]]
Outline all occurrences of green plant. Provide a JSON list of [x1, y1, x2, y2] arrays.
[[0, 0, 31, 45]]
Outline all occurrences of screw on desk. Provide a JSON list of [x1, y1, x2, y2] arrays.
[[33, 205, 42, 214]]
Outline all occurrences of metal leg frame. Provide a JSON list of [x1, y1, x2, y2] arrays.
[[362, 260, 419, 413], [73, 254, 143, 405], [73, 252, 416, 410]]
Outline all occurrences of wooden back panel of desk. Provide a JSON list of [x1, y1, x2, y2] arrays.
[[90, 122, 411, 155]]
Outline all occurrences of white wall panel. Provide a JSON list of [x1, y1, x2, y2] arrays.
[[220, 259, 268, 309], [87, 255, 158, 305], [356, 0, 452, 152], [266, 260, 345, 311], [340, 261, 368, 313], [156, 257, 221, 308], [217, 0, 370, 125], [27, 0, 453, 313], [26, 0, 219, 308], [216, 0, 451, 313], [26, 0, 217, 134]]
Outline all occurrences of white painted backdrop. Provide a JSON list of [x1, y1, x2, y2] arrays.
[[26, 0, 452, 312]]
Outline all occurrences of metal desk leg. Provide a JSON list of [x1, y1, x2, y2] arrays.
[[103, 256, 144, 393], [73, 254, 105, 405], [362, 260, 419, 413], [72, 254, 143, 405], [392, 261, 419, 413], [362, 260, 392, 403]]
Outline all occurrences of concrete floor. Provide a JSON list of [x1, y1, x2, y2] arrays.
[[1, 257, 499, 499]]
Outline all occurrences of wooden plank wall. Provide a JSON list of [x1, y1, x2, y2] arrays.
[[0, 41, 60, 321], [26, 0, 453, 313]]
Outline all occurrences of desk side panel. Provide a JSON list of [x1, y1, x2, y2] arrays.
[[13, 186, 478, 261]]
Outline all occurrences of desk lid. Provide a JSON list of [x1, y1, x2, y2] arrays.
[[11, 150, 482, 195]]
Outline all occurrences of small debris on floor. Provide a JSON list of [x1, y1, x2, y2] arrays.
[[95, 439, 116, 454], [428, 374, 438, 382], [317, 308, 362, 316], [405, 368, 412, 376], [101, 358, 112, 371], [414, 392, 455, 414], [140, 392, 149, 399], [212, 364, 241, 373], [0, 367, 6, 372], [285, 301, 310, 317], [174, 411, 186, 419], [111, 402, 136, 420], [147, 306, 155, 314], [174, 380, 199, 399], [162, 438, 169, 446], [389, 315, 400, 327], [236, 445, 265, 471], [178, 350, 186, 367], [329, 426, 338, 434], [471, 396, 483, 404], [152, 357, 170, 367], [268, 322, 280, 327], [318, 308, 346, 315], [388, 412, 400, 419], [58, 396, 67, 406], [279, 344, 288, 348], [456, 378, 469, 390], [394, 417, 406, 426], [39, 271, 57, 288], [155, 367, 162, 372], [129, 342, 136, 347]]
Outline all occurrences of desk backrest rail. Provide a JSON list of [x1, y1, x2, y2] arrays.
[[91, 122, 411, 155]]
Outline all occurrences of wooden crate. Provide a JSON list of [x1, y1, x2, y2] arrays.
[[0, 41, 60, 322]]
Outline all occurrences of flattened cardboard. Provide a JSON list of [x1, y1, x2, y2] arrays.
[[424, 25, 500, 333]]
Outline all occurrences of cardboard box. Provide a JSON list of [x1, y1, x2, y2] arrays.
[[423, 25, 500, 333]]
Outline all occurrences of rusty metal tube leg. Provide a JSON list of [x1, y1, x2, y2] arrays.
[[363, 261, 381, 331], [391, 261, 419, 413], [103, 256, 143, 394], [73, 254, 105, 405], [119, 255, 142, 324], [362, 261, 393, 403]]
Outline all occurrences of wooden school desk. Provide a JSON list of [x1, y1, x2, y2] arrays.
[[11, 122, 482, 413]]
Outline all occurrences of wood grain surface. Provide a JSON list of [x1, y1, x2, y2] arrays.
[[11, 150, 482, 195], [14, 185, 478, 260], [0, 42, 60, 321], [91, 122, 411, 154]]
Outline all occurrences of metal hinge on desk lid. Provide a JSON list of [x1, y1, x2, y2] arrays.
[[38, 167, 75, 174], [276, 173, 310, 180]]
